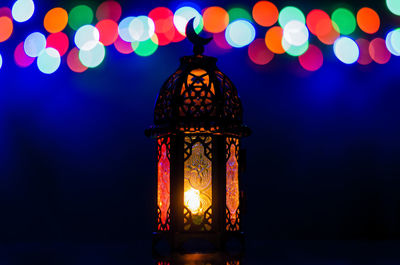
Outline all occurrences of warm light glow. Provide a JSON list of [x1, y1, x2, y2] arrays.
[[185, 188, 202, 214]]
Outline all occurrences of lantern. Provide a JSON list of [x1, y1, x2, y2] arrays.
[[146, 19, 250, 251]]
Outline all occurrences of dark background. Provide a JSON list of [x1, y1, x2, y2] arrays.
[[0, 0, 400, 253]]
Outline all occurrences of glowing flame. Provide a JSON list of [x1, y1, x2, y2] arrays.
[[185, 188, 201, 214]]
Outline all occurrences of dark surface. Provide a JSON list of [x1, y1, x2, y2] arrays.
[[0, 0, 400, 247]]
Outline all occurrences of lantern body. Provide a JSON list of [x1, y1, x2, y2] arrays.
[[147, 55, 250, 250]]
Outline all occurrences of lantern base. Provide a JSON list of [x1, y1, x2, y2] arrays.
[[152, 231, 245, 253]]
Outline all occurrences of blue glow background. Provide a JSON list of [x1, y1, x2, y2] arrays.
[[0, 0, 400, 252]]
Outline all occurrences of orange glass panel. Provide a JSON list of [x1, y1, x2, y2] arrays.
[[157, 137, 170, 231], [226, 138, 239, 230], [184, 136, 212, 231]]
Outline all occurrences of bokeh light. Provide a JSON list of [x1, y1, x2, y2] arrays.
[[225, 19, 255, 48], [0, 7, 12, 19], [0, 16, 13, 42], [174, 6, 203, 36], [14, 41, 35, 67], [213, 31, 232, 49], [228, 7, 252, 22], [331, 8, 356, 35], [68, 5, 93, 30], [298, 44, 323, 71], [96, 0, 121, 22], [134, 35, 158, 56], [248, 38, 274, 65], [369, 37, 391, 64], [129, 16, 155, 41], [96, 19, 118, 46], [317, 21, 340, 45], [24, 32, 46, 57], [37, 47, 60, 74], [67, 47, 87, 73], [74, 25, 100, 51], [333, 36, 359, 64], [202, 6, 229, 33], [356, 38, 372, 65], [252, 1, 278, 27], [46, 32, 69, 56], [283, 20, 309, 46], [0, 53, 2, 69], [149, 7, 175, 45], [44, 7, 68, 33], [386, 0, 400, 16], [12, 0, 34, 22], [306, 9, 331, 36], [386, 29, 400, 56], [79, 42, 106, 68], [114, 35, 134, 54], [357, 7, 380, 34], [265, 26, 285, 54], [118, 16, 135, 42], [278, 6, 305, 28], [282, 39, 309, 56]]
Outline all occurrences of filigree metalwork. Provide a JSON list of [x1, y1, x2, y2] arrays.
[[157, 137, 171, 231], [215, 70, 242, 122], [183, 136, 213, 231], [226, 137, 240, 231]]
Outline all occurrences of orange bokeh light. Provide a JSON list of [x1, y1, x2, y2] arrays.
[[44, 7, 68, 33], [0, 16, 13, 42], [357, 7, 380, 34], [202, 6, 229, 33], [265, 26, 285, 54], [252, 1, 278, 27]]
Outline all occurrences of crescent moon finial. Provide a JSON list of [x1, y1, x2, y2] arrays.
[[186, 18, 212, 55]]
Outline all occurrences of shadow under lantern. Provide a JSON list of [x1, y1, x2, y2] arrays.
[[146, 19, 250, 252]]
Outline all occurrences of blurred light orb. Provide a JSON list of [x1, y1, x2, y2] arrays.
[[0, 7, 13, 19], [68, 5, 93, 30], [67, 47, 87, 73], [118, 16, 135, 42], [0, 16, 13, 42], [252, 1, 278, 27], [356, 38, 372, 65], [333, 36, 359, 64], [306, 9, 331, 36], [331, 8, 356, 35], [225, 19, 255, 48], [75, 25, 100, 51], [202, 6, 229, 33], [114, 35, 134, 54], [283, 20, 309, 46], [12, 0, 34, 22], [282, 38, 308, 56], [134, 35, 158, 56], [129, 15, 155, 41], [37, 47, 60, 74], [46, 32, 69, 56], [385, 29, 400, 56], [173, 6, 203, 36], [44, 7, 68, 33], [24, 32, 46, 57], [298, 44, 323, 71], [0, 53, 2, 69], [278, 6, 305, 28], [96, 0, 121, 22], [228, 7, 252, 22], [369, 37, 391, 64], [14, 41, 35, 67], [79, 42, 105, 68], [387, 0, 400, 16], [96, 19, 119, 46], [265, 26, 285, 54], [247, 38, 274, 65], [356, 7, 380, 34]]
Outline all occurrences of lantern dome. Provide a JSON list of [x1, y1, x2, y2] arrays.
[[146, 54, 250, 138]]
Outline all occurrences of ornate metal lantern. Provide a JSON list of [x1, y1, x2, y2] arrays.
[[146, 20, 250, 251]]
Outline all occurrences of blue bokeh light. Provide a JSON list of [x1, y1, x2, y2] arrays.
[[24, 32, 46, 57], [225, 19, 256, 48]]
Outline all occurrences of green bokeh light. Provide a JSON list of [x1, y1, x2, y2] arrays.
[[68, 5, 94, 30], [387, 0, 400, 15], [331, 8, 356, 35], [133, 37, 158, 57], [228, 7, 252, 22], [278, 6, 305, 28]]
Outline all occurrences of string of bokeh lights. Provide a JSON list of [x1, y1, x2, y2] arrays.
[[0, 0, 400, 74]]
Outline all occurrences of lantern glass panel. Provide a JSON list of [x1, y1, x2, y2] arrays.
[[226, 137, 240, 231], [157, 137, 170, 231], [183, 136, 213, 231]]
